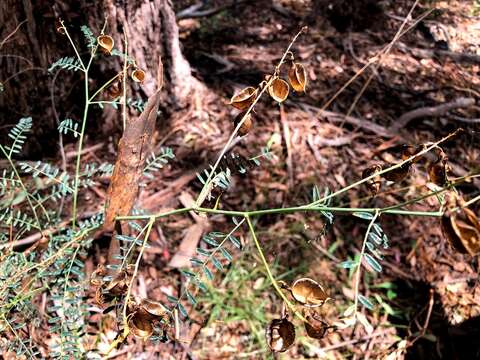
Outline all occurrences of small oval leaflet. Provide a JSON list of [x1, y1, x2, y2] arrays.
[[339, 260, 358, 269], [353, 212, 374, 220], [358, 294, 374, 310], [364, 253, 382, 272]]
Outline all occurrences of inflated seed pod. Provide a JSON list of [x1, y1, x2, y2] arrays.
[[268, 78, 289, 103], [97, 35, 114, 54], [128, 310, 154, 339], [362, 164, 382, 196], [265, 318, 295, 352], [233, 111, 253, 136], [442, 195, 480, 255], [290, 278, 329, 307], [139, 298, 169, 320], [229, 87, 257, 110], [382, 162, 412, 183], [131, 68, 146, 83], [304, 312, 330, 339], [288, 62, 307, 92], [428, 147, 449, 186]]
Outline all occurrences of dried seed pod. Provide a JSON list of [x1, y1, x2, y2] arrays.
[[304, 312, 330, 339], [291, 278, 329, 307], [382, 162, 411, 183], [229, 87, 258, 110], [131, 68, 146, 83], [56, 19, 66, 35], [401, 144, 426, 163], [288, 63, 307, 92], [128, 310, 154, 339], [442, 196, 480, 256], [362, 164, 382, 196], [107, 77, 124, 99], [95, 286, 105, 306], [233, 111, 253, 136], [428, 148, 449, 186], [90, 265, 107, 287], [97, 35, 114, 54], [139, 298, 169, 321], [105, 270, 129, 296], [268, 78, 289, 103], [265, 318, 295, 352]]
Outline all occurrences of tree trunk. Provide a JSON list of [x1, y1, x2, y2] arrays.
[[0, 0, 196, 157]]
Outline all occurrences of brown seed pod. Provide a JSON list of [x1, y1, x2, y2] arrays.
[[442, 196, 480, 256], [382, 162, 411, 183], [128, 310, 154, 340], [56, 19, 66, 35], [97, 35, 114, 54], [90, 265, 107, 287], [265, 318, 295, 352], [131, 68, 146, 83], [105, 270, 129, 296], [229, 87, 258, 110], [107, 77, 124, 99], [304, 312, 330, 339], [401, 144, 426, 163], [139, 298, 169, 321], [268, 78, 289, 103], [288, 63, 307, 92], [362, 164, 382, 196], [233, 111, 253, 136], [428, 148, 449, 186], [291, 278, 329, 307]]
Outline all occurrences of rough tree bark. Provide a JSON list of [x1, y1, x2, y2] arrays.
[[0, 0, 196, 156]]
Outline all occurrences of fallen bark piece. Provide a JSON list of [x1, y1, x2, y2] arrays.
[[103, 58, 164, 232], [391, 97, 475, 131]]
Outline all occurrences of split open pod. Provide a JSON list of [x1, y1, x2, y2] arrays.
[[304, 311, 331, 339], [97, 35, 114, 54], [288, 62, 307, 92], [362, 164, 382, 196], [131, 68, 146, 83], [442, 196, 480, 256], [268, 78, 289, 103], [233, 111, 253, 136], [229, 87, 258, 110], [290, 278, 329, 307], [265, 317, 295, 352]]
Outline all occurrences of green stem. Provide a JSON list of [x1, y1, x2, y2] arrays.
[[88, 73, 122, 102], [245, 215, 307, 323], [308, 129, 461, 208], [0, 144, 43, 229], [71, 73, 90, 229], [122, 218, 155, 328], [60, 21, 85, 71]]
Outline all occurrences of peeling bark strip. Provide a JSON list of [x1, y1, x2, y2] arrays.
[[103, 58, 164, 232]]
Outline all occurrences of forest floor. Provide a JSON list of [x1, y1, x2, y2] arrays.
[[92, 0, 480, 359], [3, 0, 480, 359]]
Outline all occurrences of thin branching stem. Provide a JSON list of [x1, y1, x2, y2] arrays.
[[2, 314, 36, 359], [59, 20, 86, 71], [195, 27, 307, 207], [307, 129, 462, 208], [353, 210, 379, 319], [245, 215, 308, 323], [0, 144, 43, 229]]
